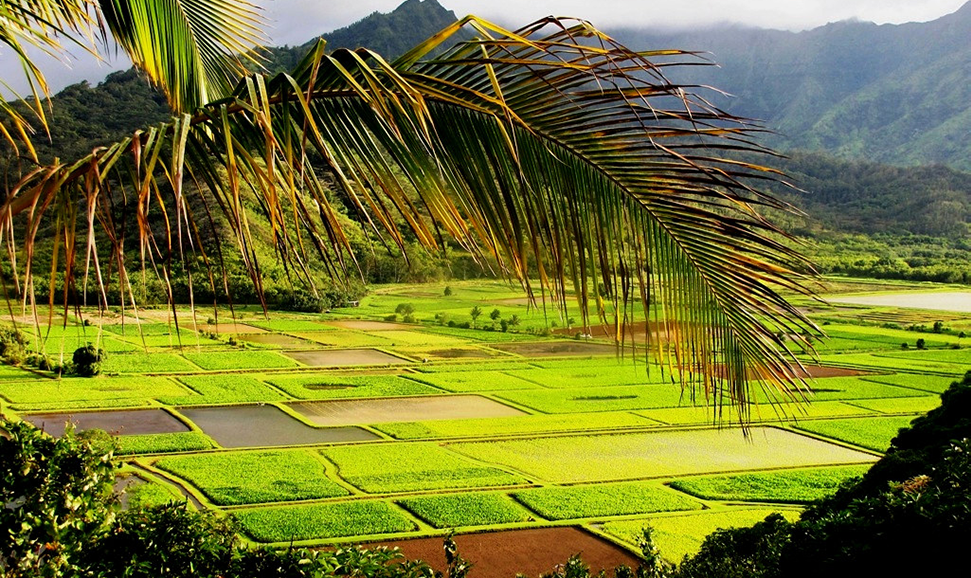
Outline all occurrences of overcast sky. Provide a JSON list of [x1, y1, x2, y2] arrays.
[[2, 0, 967, 96]]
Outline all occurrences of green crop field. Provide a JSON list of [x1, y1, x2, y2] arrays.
[[182, 350, 301, 371], [794, 416, 917, 452], [514, 481, 702, 520], [117, 432, 215, 455], [320, 443, 526, 493], [234, 501, 416, 542], [266, 373, 437, 399], [155, 450, 348, 505], [398, 493, 533, 528], [165, 375, 285, 404], [669, 465, 870, 503], [4, 278, 967, 556]]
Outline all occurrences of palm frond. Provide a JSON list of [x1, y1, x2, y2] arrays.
[[0, 17, 821, 422], [98, 0, 265, 113]]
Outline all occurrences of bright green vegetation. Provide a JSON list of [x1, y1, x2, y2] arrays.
[[602, 508, 802, 561], [876, 348, 971, 365], [398, 493, 533, 528], [0, 365, 46, 381], [375, 412, 655, 440], [514, 481, 702, 520], [669, 465, 870, 503], [753, 377, 924, 403], [495, 385, 687, 413], [795, 416, 917, 452], [320, 443, 525, 493], [862, 373, 958, 393], [449, 428, 876, 483], [406, 371, 540, 392], [117, 432, 215, 455], [234, 501, 415, 542], [114, 334, 224, 348], [504, 366, 666, 388], [155, 451, 348, 505], [816, 353, 965, 375], [102, 353, 201, 374], [164, 375, 286, 404], [637, 400, 873, 426], [181, 351, 300, 371], [846, 396, 942, 414], [0, 376, 190, 410], [265, 373, 435, 399], [122, 479, 184, 509], [241, 319, 334, 332]]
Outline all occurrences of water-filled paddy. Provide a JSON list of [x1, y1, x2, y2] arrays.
[[25, 408, 189, 437], [179, 405, 378, 447], [283, 348, 410, 367], [291, 395, 525, 426], [830, 291, 971, 312]]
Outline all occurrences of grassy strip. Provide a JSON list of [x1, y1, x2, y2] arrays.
[[637, 400, 873, 426], [123, 480, 185, 509], [414, 360, 538, 373], [669, 465, 870, 503], [406, 371, 539, 392], [234, 501, 415, 542], [847, 396, 941, 414], [751, 377, 925, 403], [862, 373, 959, 393], [242, 319, 334, 332], [155, 450, 347, 505], [321, 443, 524, 493], [0, 376, 190, 409], [504, 366, 669, 388], [514, 481, 702, 520], [398, 493, 533, 528], [182, 351, 300, 371], [265, 373, 436, 399], [375, 412, 655, 440], [163, 375, 284, 404], [816, 353, 964, 375], [117, 432, 215, 455], [102, 353, 200, 374], [794, 416, 916, 452], [495, 385, 685, 413]]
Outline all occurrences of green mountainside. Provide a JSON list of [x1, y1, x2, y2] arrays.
[[3, 0, 970, 290], [611, 1, 971, 170]]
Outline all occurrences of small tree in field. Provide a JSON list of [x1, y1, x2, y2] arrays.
[[470, 306, 482, 328], [490, 309, 502, 326]]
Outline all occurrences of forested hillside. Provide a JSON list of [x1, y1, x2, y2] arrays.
[[611, 1, 971, 170]]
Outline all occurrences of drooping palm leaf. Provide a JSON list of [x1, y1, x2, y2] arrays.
[[0, 0, 98, 159], [0, 16, 820, 422], [97, 0, 264, 113]]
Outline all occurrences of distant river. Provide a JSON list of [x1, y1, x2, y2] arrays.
[[830, 292, 971, 313]]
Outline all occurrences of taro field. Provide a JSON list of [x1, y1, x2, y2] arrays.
[[1, 278, 968, 565]]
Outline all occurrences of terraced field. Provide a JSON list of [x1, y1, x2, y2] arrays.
[[0, 278, 966, 563]]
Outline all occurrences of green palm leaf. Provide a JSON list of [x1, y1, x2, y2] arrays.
[[0, 16, 820, 420]]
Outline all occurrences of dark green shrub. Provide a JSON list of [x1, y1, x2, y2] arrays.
[[443, 286, 453, 296], [0, 328, 28, 365], [1, 419, 118, 578], [72, 344, 106, 377], [279, 290, 327, 313]]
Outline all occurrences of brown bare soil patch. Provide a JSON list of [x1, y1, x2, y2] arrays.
[[25, 409, 189, 437], [325, 320, 411, 331], [366, 527, 641, 578], [290, 395, 524, 426], [283, 348, 410, 367], [422, 348, 497, 359]]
